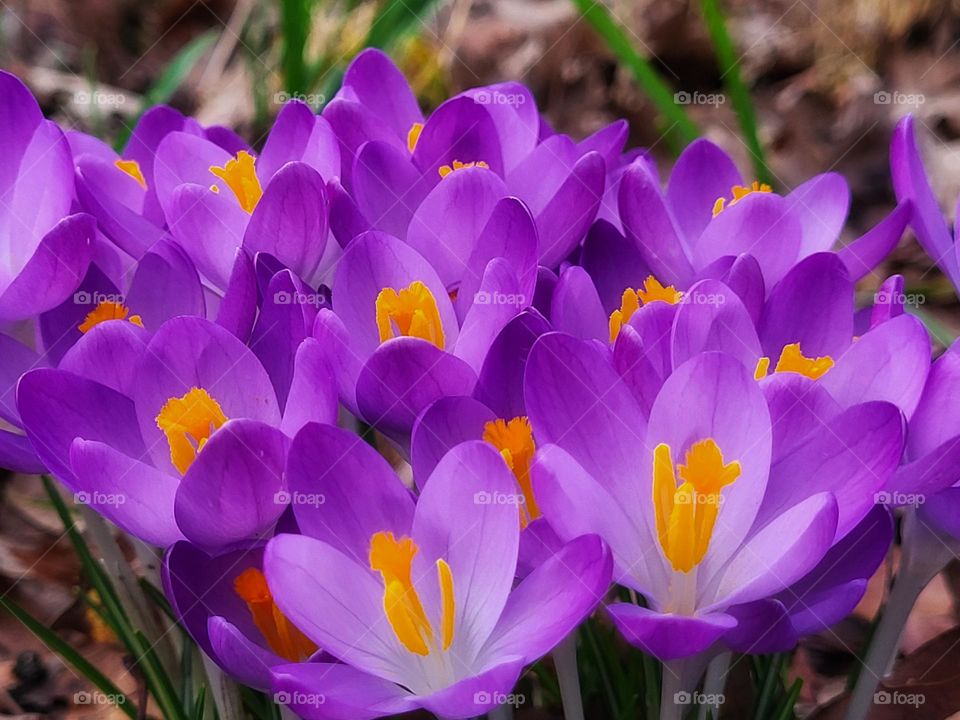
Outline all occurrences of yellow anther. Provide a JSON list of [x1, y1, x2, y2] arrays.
[[609, 276, 682, 341], [78, 301, 144, 334], [234, 567, 317, 662], [155, 388, 228, 474], [754, 342, 834, 381], [482, 417, 540, 527], [407, 122, 424, 153], [115, 159, 146, 188], [375, 281, 445, 349], [712, 181, 772, 216], [209, 151, 263, 213], [438, 160, 489, 178], [653, 440, 741, 573]]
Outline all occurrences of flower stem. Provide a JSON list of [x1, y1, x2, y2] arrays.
[[553, 632, 585, 720], [660, 658, 686, 720], [201, 653, 244, 720], [844, 511, 959, 720], [697, 651, 730, 720], [487, 703, 513, 720]]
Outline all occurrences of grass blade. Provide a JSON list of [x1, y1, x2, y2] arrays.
[[699, 0, 770, 182], [570, 0, 699, 152], [0, 595, 137, 719], [364, 0, 442, 51], [279, 0, 312, 95]]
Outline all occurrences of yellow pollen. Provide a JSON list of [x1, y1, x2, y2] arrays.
[[438, 160, 489, 178], [234, 568, 317, 662], [155, 387, 228, 475], [407, 122, 424, 153], [78, 301, 144, 334], [482, 417, 540, 528], [653, 440, 741, 574], [712, 181, 772, 216], [209, 151, 263, 213], [375, 281, 445, 349], [754, 342, 834, 381], [370, 532, 455, 655], [608, 276, 682, 341], [115, 159, 146, 188]]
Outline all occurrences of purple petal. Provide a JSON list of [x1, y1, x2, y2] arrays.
[[356, 338, 477, 440], [474, 309, 550, 419], [352, 140, 426, 239], [671, 279, 762, 370], [786, 173, 850, 256], [533, 151, 605, 268], [271, 662, 413, 720], [411, 441, 520, 656], [70, 438, 183, 546], [280, 340, 339, 437], [340, 48, 423, 141], [243, 162, 328, 280], [175, 420, 288, 548], [286, 422, 414, 561], [126, 239, 205, 328], [216, 249, 258, 342], [665, 139, 742, 246], [619, 162, 694, 286], [605, 603, 736, 661], [759, 252, 853, 359], [549, 266, 607, 342], [581, 220, 650, 314], [410, 396, 496, 491], [820, 314, 929, 417]]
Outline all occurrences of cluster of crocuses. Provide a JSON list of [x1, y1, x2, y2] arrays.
[[1, 47, 958, 720]]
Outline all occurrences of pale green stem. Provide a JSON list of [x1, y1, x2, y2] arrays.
[[202, 653, 245, 720], [697, 651, 730, 720], [487, 703, 513, 720], [845, 510, 960, 720], [553, 632, 585, 720], [660, 658, 687, 720]]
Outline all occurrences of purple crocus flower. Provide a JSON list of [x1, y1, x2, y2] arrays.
[[0, 72, 96, 322], [153, 101, 338, 289], [264, 423, 612, 719], [525, 335, 904, 659], [16, 316, 335, 548], [325, 49, 607, 271], [588, 139, 910, 331], [69, 106, 246, 261], [314, 227, 532, 442]]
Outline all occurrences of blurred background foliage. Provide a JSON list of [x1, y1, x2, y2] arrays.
[[5, 0, 960, 717]]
